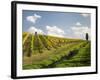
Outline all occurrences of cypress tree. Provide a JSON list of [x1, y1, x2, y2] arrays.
[[86, 33, 89, 41]]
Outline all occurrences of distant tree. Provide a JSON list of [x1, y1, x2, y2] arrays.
[[35, 32, 37, 36], [86, 33, 89, 41]]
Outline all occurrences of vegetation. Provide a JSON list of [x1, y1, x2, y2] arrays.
[[86, 33, 89, 41], [22, 32, 91, 69]]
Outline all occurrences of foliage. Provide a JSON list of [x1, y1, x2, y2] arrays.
[[22, 32, 91, 69]]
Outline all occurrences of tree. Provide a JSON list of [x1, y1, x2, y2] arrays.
[[86, 33, 89, 41]]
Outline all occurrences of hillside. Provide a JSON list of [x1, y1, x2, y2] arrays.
[[22, 32, 91, 69]]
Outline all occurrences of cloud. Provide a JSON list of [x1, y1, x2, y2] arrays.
[[71, 26, 91, 39], [46, 26, 65, 37], [28, 26, 44, 34], [76, 22, 81, 26], [26, 14, 41, 24], [80, 13, 90, 17]]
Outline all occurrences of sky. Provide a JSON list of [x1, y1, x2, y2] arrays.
[[22, 10, 91, 39]]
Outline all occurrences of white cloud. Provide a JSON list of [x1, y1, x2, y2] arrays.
[[26, 14, 41, 24], [71, 26, 91, 39], [28, 26, 44, 34], [76, 22, 81, 26], [46, 26, 65, 37], [80, 13, 89, 17]]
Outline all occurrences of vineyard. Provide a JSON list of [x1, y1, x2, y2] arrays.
[[22, 32, 91, 69]]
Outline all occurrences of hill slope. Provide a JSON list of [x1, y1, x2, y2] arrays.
[[22, 32, 91, 69]]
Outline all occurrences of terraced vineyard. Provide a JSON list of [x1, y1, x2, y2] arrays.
[[22, 32, 91, 69]]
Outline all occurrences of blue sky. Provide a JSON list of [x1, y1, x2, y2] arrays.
[[22, 10, 91, 39]]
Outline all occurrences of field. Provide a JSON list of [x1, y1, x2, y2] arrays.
[[22, 32, 91, 70]]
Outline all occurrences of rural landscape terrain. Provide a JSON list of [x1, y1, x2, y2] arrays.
[[22, 32, 91, 70]]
